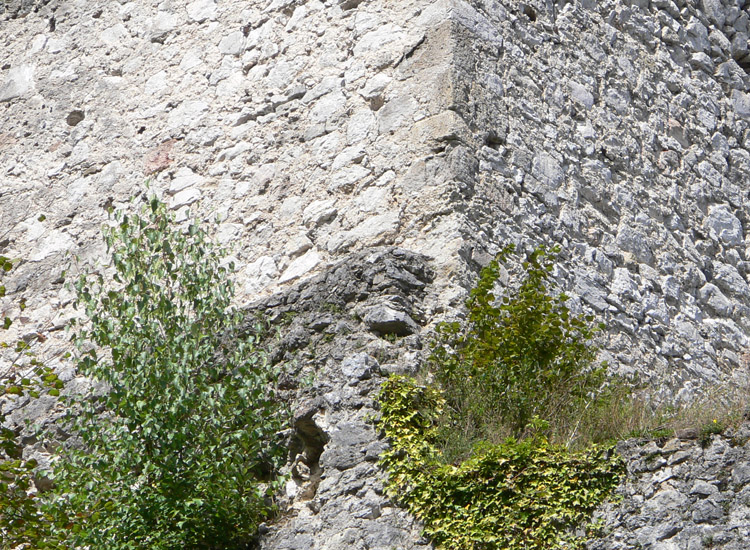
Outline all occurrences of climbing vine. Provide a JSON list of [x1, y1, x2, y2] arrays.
[[378, 376, 623, 550], [378, 246, 625, 549]]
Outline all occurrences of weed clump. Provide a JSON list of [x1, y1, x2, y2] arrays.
[[429, 244, 616, 456]]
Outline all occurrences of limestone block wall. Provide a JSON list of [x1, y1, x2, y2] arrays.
[[4, 0, 750, 548], [8, 0, 749, 396], [0, 0, 471, 376], [448, 0, 750, 398]]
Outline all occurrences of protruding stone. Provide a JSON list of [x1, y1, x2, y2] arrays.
[[340, 352, 378, 382], [219, 31, 244, 55], [569, 80, 594, 109], [168, 166, 205, 195], [303, 200, 338, 227], [363, 304, 418, 336], [278, 249, 321, 284], [187, 0, 216, 22], [704, 205, 743, 246], [169, 187, 201, 210], [0, 65, 34, 102]]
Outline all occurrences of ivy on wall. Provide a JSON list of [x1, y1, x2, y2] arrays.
[[378, 376, 623, 550], [378, 245, 625, 549]]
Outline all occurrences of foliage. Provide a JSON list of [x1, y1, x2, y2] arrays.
[[378, 376, 624, 550], [429, 244, 610, 452], [700, 419, 726, 448], [47, 197, 286, 550], [377, 246, 625, 549], [0, 255, 65, 549]]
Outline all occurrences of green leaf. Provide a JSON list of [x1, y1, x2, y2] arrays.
[[41, 195, 286, 550], [375, 245, 626, 550]]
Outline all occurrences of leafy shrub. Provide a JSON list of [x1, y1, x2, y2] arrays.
[[377, 246, 626, 550], [428, 244, 611, 454], [47, 197, 286, 550], [378, 376, 623, 550], [1, 255, 65, 549]]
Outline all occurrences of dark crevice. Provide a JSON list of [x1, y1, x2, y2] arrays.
[[522, 4, 537, 22], [287, 401, 329, 501]]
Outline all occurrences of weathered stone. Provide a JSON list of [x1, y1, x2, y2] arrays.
[[731, 462, 750, 486], [99, 24, 129, 46], [363, 303, 419, 336], [701, 0, 726, 28], [531, 152, 564, 189], [699, 283, 733, 317], [168, 166, 205, 194], [187, 0, 216, 22], [378, 95, 418, 134], [278, 249, 321, 284], [731, 90, 750, 119], [704, 206, 743, 246], [219, 31, 244, 56], [0, 65, 34, 102], [326, 212, 399, 253], [149, 11, 178, 43], [340, 353, 379, 383], [320, 422, 373, 471], [303, 200, 338, 227], [569, 80, 595, 109], [169, 187, 202, 210], [690, 480, 718, 497], [616, 226, 654, 265], [243, 256, 278, 296], [284, 233, 313, 259], [692, 499, 723, 523], [690, 52, 714, 72], [144, 140, 177, 174], [713, 263, 749, 298]]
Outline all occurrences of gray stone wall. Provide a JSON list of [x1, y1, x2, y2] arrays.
[[590, 427, 750, 550], [249, 248, 433, 550], [448, 0, 750, 398], [3, 0, 750, 548], [0, 0, 464, 374]]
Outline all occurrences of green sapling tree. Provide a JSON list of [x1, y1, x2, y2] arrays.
[[47, 197, 286, 550]]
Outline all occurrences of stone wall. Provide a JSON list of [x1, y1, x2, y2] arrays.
[[8, 0, 750, 393], [446, 0, 750, 398], [0, 0, 466, 374], [3, 0, 750, 548], [248, 247, 433, 550], [591, 426, 750, 550]]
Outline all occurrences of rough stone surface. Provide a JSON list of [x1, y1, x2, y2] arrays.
[[589, 427, 750, 550], [452, 0, 750, 398], [244, 248, 433, 549], [4, 0, 750, 547]]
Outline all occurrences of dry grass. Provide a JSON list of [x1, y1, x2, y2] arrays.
[[430, 352, 750, 461], [563, 369, 750, 449]]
